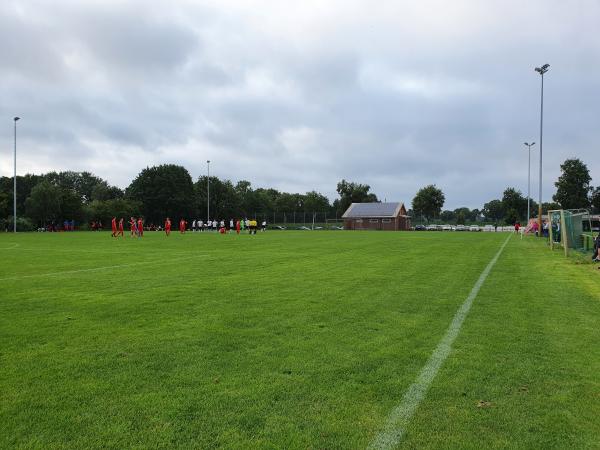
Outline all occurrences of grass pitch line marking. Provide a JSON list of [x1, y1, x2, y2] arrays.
[[0, 243, 19, 250], [0, 254, 208, 282], [368, 234, 512, 450]]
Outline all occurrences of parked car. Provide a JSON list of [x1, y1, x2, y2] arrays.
[[297, 226, 311, 230], [455, 225, 467, 231], [271, 225, 286, 230], [469, 225, 481, 232], [442, 224, 453, 231], [426, 225, 438, 231], [482, 225, 495, 232], [414, 225, 426, 231]]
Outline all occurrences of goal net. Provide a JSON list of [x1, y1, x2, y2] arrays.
[[548, 209, 591, 255]]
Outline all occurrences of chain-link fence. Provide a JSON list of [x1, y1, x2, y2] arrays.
[[245, 211, 344, 229]]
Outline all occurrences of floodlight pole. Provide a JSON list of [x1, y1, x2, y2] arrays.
[[206, 160, 210, 221], [535, 64, 549, 237], [524, 142, 535, 225], [13, 117, 20, 233]]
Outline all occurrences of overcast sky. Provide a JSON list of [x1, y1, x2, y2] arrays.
[[1, 0, 599, 209]]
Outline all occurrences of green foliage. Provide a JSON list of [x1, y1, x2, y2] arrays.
[[440, 210, 455, 222], [91, 182, 123, 202], [303, 191, 330, 212], [412, 184, 445, 221], [3, 216, 35, 232], [553, 158, 591, 209], [24, 181, 61, 225], [542, 201, 561, 213], [86, 199, 143, 225], [501, 188, 527, 221], [194, 176, 239, 219], [335, 179, 378, 214], [126, 164, 195, 223], [483, 199, 504, 222]]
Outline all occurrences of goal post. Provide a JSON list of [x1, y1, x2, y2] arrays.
[[548, 209, 591, 256]]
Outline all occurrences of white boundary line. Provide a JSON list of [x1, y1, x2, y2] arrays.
[[368, 234, 512, 450], [0, 243, 19, 250], [0, 254, 208, 282]]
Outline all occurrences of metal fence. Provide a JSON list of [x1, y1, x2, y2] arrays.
[[244, 212, 343, 227]]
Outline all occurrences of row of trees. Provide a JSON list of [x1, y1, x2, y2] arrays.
[[1, 157, 596, 230], [0, 165, 380, 230], [411, 158, 598, 224]]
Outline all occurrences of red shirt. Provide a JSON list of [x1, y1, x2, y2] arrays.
[[111, 218, 117, 230]]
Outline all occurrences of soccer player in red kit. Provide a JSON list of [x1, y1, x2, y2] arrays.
[[117, 218, 124, 237], [137, 218, 144, 237], [130, 217, 137, 238], [179, 218, 186, 234], [165, 217, 171, 236], [111, 217, 117, 237], [236, 219, 241, 234]]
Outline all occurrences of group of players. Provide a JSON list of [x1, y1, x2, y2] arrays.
[[110, 217, 146, 238], [110, 216, 266, 238]]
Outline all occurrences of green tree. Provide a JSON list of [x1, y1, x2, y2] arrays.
[[483, 199, 504, 222], [1, 174, 44, 217], [24, 181, 61, 226], [44, 171, 108, 203], [303, 191, 330, 212], [195, 176, 239, 220], [502, 188, 527, 222], [91, 182, 123, 201], [126, 164, 195, 223], [335, 179, 378, 214], [440, 210, 456, 223], [412, 185, 445, 221], [275, 192, 304, 212], [453, 207, 471, 224], [542, 201, 561, 213], [87, 198, 142, 225], [590, 188, 600, 214], [553, 158, 591, 209]]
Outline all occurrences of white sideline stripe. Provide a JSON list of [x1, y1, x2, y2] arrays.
[[0, 243, 19, 250], [0, 254, 208, 282], [368, 234, 512, 450]]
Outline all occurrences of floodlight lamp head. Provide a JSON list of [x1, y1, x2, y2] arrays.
[[14, 117, 20, 121], [542, 64, 550, 70]]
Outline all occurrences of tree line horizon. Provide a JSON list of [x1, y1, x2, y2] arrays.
[[0, 158, 597, 230]]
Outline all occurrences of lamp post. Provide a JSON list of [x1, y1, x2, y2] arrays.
[[523, 142, 535, 226], [13, 117, 20, 233], [534, 63, 549, 236], [206, 160, 210, 222]]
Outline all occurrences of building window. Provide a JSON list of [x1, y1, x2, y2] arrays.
[[382, 219, 391, 223], [369, 219, 379, 223], [356, 219, 363, 223]]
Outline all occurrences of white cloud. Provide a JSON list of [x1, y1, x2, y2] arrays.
[[1, 0, 600, 208]]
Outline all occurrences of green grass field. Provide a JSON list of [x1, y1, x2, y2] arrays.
[[1, 231, 599, 449]]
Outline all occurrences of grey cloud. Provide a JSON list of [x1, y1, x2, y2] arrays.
[[1, 1, 600, 210]]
